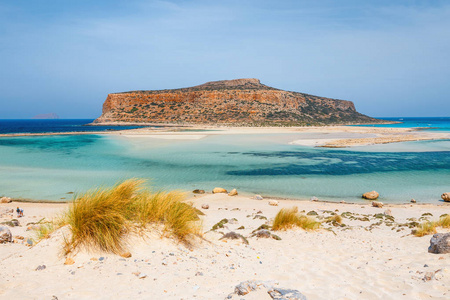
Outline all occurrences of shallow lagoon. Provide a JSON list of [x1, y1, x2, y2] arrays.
[[0, 133, 448, 203]]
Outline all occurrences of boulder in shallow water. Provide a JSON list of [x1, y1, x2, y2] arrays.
[[411, 199, 416, 203], [0, 226, 12, 243], [429, 233, 450, 254], [310, 196, 318, 201], [362, 191, 379, 200], [441, 193, 450, 202], [228, 189, 238, 196], [212, 187, 227, 194]]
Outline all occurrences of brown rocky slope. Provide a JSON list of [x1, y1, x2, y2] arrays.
[[93, 78, 383, 126]]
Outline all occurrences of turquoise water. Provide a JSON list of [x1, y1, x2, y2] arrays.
[[0, 133, 448, 203]]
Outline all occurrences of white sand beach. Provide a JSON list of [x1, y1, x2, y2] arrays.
[[1, 194, 449, 300]]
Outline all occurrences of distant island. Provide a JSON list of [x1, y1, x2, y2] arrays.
[[32, 113, 59, 120], [94, 78, 383, 126]]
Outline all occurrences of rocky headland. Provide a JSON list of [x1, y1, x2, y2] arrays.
[[93, 79, 384, 126]]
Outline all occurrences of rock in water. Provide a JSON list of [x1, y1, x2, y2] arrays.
[[0, 226, 12, 243], [228, 189, 238, 196], [212, 187, 227, 194], [428, 233, 450, 254], [269, 200, 279, 206], [362, 191, 379, 200], [310, 196, 318, 201], [441, 193, 450, 202], [411, 199, 416, 203]]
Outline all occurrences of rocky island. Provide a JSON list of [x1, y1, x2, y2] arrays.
[[94, 78, 383, 126]]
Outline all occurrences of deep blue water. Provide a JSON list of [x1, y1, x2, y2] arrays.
[[356, 117, 450, 131], [0, 119, 149, 134]]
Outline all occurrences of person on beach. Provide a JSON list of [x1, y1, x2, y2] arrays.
[[16, 207, 24, 217]]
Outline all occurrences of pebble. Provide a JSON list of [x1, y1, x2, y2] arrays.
[[99, 257, 105, 261], [35, 265, 46, 271]]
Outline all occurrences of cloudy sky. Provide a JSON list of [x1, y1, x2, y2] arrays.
[[1, 0, 449, 118]]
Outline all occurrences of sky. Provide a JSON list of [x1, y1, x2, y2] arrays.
[[0, 0, 449, 119]]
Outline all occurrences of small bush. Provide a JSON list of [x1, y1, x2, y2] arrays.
[[272, 207, 321, 231]]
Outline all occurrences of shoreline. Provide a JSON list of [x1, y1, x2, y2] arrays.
[[0, 125, 448, 148]]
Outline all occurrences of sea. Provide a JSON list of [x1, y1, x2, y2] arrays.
[[0, 118, 448, 203]]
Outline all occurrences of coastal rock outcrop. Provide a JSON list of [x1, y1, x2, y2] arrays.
[[362, 191, 379, 200], [94, 78, 382, 126], [428, 233, 450, 254], [441, 193, 450, 202]]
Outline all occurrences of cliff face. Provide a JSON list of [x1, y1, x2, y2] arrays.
[[94, 79, 381, 126]]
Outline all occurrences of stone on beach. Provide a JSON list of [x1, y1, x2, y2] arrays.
[[120, 252, 132, 258], [428, 233, 450, 254], [372, 201, 383, 208], [441, 193, 450, 202], [233, 280, 307, 299], [268, 200, 279, 206], [254, 195, 264, 200], [201, 204, 209, 209], [411, 199, 416, 203], [0, 197, 12, 203], [310, 196, 318, 201], [64, 258, 75, 265], [0, 226, 12, 243], [228, 189, 238, 196], [212, 187, 227, 194], [192, 189, 205, 194], [363, 191, 379, 200]]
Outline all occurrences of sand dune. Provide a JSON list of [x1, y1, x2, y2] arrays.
[[1, 195, 449, 299]]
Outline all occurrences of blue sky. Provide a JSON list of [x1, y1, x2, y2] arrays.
[[0, 0, 449, 118]]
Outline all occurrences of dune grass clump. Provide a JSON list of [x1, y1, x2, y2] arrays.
[[437, 215, 450, 228], [412, 221, 437, 237], [64, 179, 201, 255], [272, 207, 321, 231], [412, 215, 450, 237]]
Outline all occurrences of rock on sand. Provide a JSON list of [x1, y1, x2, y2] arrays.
[[212, 187, 227, 194]]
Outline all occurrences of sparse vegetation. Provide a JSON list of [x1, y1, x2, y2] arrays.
[[272, 207, 321, 231], [412, 214, 450, 237], [412, 221, 437, 237], [64, 179, 202, 255]]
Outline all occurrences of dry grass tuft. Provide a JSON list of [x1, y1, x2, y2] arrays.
[[413, 221, 437, 237], [437, 215, 450, 228], [64, 179, 201, 255], [272, 207, 321, 231]]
